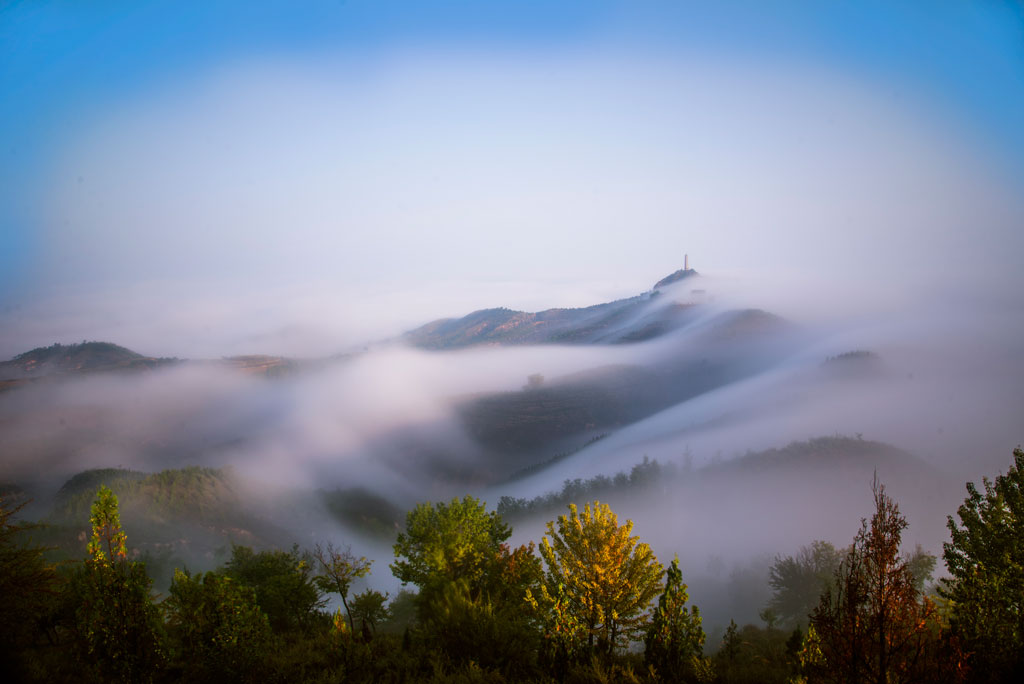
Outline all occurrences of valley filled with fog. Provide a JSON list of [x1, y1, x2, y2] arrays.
[[3, 268, 1021, 630]]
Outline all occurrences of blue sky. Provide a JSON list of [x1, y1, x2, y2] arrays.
[[1, 0, 1022, 357]]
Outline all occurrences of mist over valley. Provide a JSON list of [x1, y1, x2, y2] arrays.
[[2, 266, 1018, 632]]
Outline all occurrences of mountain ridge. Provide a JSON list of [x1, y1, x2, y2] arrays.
[[2, 268, 708, 373], [402, 268, 705, 350]]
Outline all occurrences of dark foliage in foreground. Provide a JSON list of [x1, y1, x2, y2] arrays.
[[3, 447, 1022, 683]]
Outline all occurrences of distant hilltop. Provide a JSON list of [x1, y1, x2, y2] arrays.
[[0, 342, 296, 389], [652, 253, 698, 290], [403, 261, 706, 350], [0, 341, 176, 388], [7, 341, 144, 374], [652, 268, 698, 291], [2, 261, 709, 374]]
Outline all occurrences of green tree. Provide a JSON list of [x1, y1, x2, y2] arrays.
[[312, 541, 371, 633], [421, 574, 542, 676], [711, 621, 796, 684], [70, 485, 165, 683], [390, 495, 510, 605], [766, 540, 844, 629], [223, 544, 324, 634], [0, 495, 58, 678], [87, 483, 128, 563], [808, 479, 941, 684], [942, 446, 1024, 683], [348, 588, 390, 637], [391, 497, 543, 675], [164, 568, 272, 683], [644, 555, 707, 681], [533, 500, 663, 657], [720, 619, 741, 664]]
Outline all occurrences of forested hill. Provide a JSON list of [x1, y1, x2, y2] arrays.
[[3, 342, 144, 375], [495, 436, 951, 523], [0, 341, 177, 387], [0, 341, 302, 391], [39, 465, 289, 585]]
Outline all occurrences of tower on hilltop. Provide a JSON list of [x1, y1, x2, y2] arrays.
[[685, 253, 689, 270]]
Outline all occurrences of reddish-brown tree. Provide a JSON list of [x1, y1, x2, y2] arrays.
[[808, 478, 955, 684]]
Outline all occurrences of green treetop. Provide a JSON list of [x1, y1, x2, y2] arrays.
[[645, 555, 707, 680], [942, 446, 1024, 683], [390, 495, 511, 599]]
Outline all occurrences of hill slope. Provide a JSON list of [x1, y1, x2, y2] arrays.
[[42, 465, 290, 585], [0, 341, 177, 388], [403, 270, 705, 349], [448, 308, 794, 478]]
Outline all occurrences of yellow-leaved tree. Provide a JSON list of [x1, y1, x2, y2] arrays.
[[531, 500, 663, 660], [72, 485, 165, 683]]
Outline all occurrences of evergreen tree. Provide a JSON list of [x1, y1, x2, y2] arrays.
[[645, 555, 707, 681], [0, 495, 58, 679], [721, 619, 741, 664], [942, 446, 1024, 683]]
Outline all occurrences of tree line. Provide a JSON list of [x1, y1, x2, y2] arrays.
[[2, 447, 1023, 683]]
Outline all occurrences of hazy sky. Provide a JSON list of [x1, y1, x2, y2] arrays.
[[2, 0, 1023, 358]]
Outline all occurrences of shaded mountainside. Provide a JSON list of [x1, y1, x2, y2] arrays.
[[455, 309, 794, 478], [2, 272, 819, 494], [403, 270, 704, 350], [363, 308, 796, 488]]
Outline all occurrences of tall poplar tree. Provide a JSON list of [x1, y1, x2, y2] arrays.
[[71, 485, 164, 683], [534, 500, 663, 657]]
